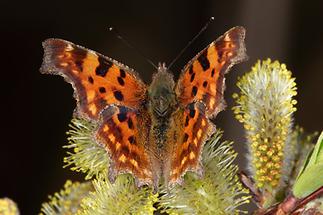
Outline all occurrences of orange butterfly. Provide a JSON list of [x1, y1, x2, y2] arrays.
[[40, 26, 247, 189]]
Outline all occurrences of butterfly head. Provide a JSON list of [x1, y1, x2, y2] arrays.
[[148, 63, 177, 117]]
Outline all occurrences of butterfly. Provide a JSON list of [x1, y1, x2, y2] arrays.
[[40, 26, 247, 189]]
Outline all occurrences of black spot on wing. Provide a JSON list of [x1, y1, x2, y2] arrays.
[[197, 51, 210, 71], [191, 86, 198, 97], [99, 87, 106, 93], [71, 47, 87, 71], [114, 90, 124, 101], [117, 112, 127, 122], [211, 69, 215, 77], [120, 69, 126, 78], [95, 56, 113, 77], [88, 76, 94, 84], [189, 107, 196, 118], [117, 106, 128, 122], [203, 81, 208, 88], [185, 116, 189, 127], [189, 65, 194, 74], [190, 73, 195, 82], [128, 136, 136, 144], [127, 118, 134, 129], [120, 146, 130, 155], [75, 60, 83, 71], [117, 77, 125, 86], [183, 133, 189, 143]]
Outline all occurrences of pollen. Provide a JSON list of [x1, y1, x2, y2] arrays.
[[118, 154, 127, 163]]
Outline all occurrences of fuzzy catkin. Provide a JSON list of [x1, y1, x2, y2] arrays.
[[233, 59, 297, 195]]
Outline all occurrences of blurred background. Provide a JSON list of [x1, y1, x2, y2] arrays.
[[1, 0, 322, 214]]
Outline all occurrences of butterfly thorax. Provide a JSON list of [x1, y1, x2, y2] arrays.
[[148, 63, 177, 153], [148, 63, 177, 118]]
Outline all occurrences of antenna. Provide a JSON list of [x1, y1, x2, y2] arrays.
[[108, 27, 158, 70], [168, 17, 215, 69]]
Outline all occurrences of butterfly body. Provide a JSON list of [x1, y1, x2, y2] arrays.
[[40, 26, 247, 188]]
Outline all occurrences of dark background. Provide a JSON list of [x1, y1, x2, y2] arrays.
[[1, 0, 322, 214]]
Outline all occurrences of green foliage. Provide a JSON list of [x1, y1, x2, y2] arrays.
[[287, 127, 317, 186], [293, 131, 323, 198]]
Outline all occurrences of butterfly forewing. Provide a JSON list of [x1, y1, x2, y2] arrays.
[[41, 39, 147, 120], [175, 26, 248, 117]]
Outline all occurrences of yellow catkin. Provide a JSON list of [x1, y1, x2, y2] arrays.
[[233, 59, 297, 193], [0, 198, 19, 215], [40, 180, 93, 214]]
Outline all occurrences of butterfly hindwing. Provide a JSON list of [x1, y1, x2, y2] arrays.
[[41, 39, 147, 120], [165, 102, 215, 185], [175, 26, 247, 117], [96, 105, 154, 186]]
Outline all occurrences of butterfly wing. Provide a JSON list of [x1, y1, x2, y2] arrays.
[[166, 27, 247, 185], [41, 39, 147, 120], [96, 105, 155, 186], [41, 39, 155, 186], [175, 26, 247, 117], [165, 102, 215, 185]]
